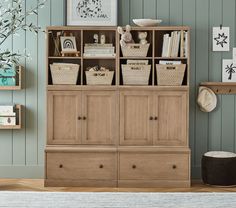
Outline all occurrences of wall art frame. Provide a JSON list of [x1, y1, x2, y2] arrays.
[[66, 0, 118, 26]]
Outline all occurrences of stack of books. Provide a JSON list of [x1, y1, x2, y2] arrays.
[[84, 44, 115, 57], [161, 31, 188, 58], [0, 105, 16, 126]]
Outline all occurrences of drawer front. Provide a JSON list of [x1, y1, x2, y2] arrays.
[[119, 153, 189, 180], [46, 152, 117, 180]]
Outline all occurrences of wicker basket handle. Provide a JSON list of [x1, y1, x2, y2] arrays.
[[131, 66, 142, 70], [166, 66, 177, 70]]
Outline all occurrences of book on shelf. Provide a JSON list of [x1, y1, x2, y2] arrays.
[[84, 48, 115, 54], [85, 43, 113, 47], [161, 31, 188, 58]]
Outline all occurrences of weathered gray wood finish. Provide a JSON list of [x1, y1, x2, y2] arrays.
[[0, 0, 235, 178]]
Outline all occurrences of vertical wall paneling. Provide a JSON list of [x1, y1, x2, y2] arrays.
[[156, 0, 170, 25], [37, 0, 51, 165], [195, 0, 209, 170], [12, 0, 26, 165], [0, 0, 13, 165], [182, 0, 196, 176], [51, 0, 65, 26], [143, 0, 156, 19], [25, 0, 39, 165], [221, 0, 235, 152], [208, 0, 222, 151], [118, 0, 130, 26], [170, 0, 183, 25], [130, 0, 143, 25]]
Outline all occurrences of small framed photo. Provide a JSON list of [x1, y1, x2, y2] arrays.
[[67, 0, 118, 26], [213, 27, 230, 51], [222, 59, 236, 82], [60, 36, 77, 52]]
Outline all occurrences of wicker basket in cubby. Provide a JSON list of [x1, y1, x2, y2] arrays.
[[122, 64, 151, 85], [121, 44, 150, 57], [86, 71, 114, 85], [50, 63, 80, 85], [156, 64, 186, 86]]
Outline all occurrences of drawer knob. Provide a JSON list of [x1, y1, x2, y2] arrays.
[[99, 164, 104, 169], [83, 117, 87, 120], [78, 116, 82, 120], [154, 116, 158, 120], [132, 165, 136, 169], [149, 117, 153, 120], [59, 164, 63, 168], [172, 165, 177, 169]]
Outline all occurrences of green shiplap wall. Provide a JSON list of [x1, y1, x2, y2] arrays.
[[0, 0, 235, 179]]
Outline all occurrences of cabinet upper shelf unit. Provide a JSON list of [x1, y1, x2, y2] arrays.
[[46, 26, 190, 87]]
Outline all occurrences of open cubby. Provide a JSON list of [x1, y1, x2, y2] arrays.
[[46, 26, 190, 87]]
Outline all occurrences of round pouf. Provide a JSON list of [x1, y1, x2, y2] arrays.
[[202, 151, 236, 186]]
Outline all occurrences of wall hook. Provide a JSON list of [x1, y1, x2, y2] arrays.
[[220, 24, 223, 30], [229, 89, 232, 93]]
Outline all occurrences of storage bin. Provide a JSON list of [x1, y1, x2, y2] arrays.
[[50, 63, 80, 85], [86, 71, 114, 85], [121, 44, 150, 57], [156, 64, 186, 86], [122, 64, 151, 85]]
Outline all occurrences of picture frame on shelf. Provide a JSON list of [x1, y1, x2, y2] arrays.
[[60, 36, 77, 52], [66, 0, 118, 26]]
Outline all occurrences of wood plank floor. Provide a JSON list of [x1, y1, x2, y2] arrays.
[[0, 179, 236, 192]]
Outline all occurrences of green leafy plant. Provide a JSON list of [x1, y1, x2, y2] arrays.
[[0, 0, 46, 69]]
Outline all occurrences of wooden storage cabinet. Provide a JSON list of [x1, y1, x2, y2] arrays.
[[46, 26, 191, 188]]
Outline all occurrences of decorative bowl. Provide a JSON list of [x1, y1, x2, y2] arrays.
[[133, 19, 162, 27]]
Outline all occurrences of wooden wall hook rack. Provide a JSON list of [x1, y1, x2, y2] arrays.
[[200, 82, 236, 94]]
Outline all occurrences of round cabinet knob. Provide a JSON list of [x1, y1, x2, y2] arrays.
[[59, 164, 63, 168], [172, 165, 177, 169], [132, 165, 136, 169], [154, 117, 158, 120], [78, 116, 82, 120], [99, 164, 104, 169], [149, 117, 153, 120], [83, 117, 87, 120]]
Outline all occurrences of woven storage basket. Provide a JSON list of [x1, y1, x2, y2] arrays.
[[122, 64, 151, 85], [121, 44, 150, 57], [156, 64, 186, 86], [86, 71, 114, 85], [50, 63, 80, 85]]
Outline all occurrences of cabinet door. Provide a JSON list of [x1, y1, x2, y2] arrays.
[[48, 91, 82, 144], [153, 91, 188, 146], [120, 91, 153, 145], [81, 91, 117, 145]]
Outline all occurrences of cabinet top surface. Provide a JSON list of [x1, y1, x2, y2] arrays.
[[47, 26, 190, 31]]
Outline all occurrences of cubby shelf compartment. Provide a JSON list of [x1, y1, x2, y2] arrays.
[[0, 66, 23, 90], [0, 105, 22, 130], [200, 82, 236, 94]]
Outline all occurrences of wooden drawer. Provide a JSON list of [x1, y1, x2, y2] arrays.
[[119, 153, 189, 180], [46, 152, 117, 180]]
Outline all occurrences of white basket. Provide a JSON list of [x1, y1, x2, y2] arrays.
[[122, 64, 151, 85], [156, 64, 186, 86], [50, 63, 80, 85], [86, 71, 114, 85], [121, 44, 150, 57]]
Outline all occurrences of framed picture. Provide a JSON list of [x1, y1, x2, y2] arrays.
[[222, 59, 236, 82], [213, 27, 230, 51], [60, 36, 77, 52], [67, 0, 118, 26]]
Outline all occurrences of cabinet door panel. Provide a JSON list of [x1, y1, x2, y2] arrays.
[[82, 91, 117, 145], [154, 91, 187, 146], [120, 91, 153, 145], [48, 91, 82, 144]]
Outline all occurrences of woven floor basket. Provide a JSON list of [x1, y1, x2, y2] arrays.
[[122, 65, 151, 85], [156, 64, 186, 86], [121, 44, 150, 57], [86, 71, 114, 85], [50, 64, 80, 85]]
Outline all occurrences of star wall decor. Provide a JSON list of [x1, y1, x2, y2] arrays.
[[213, 27, 230, 51]]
